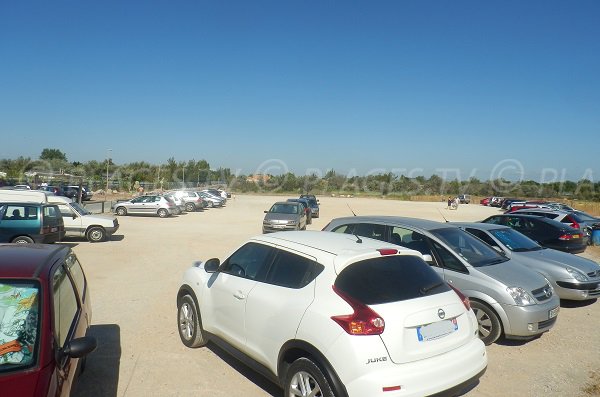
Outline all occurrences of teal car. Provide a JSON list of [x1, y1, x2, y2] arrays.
[[0, 202, 65, 244]]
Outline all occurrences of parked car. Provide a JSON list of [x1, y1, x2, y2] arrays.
[[453, 222, 600, 301], [61, 186, 93, 201], [299, 194, 319, 218], [0, 203, 64, 244], [0, 190, 119, 243], [286, 198, 312, 225], [0, 244, 96, 396], [199, 191, 224, 208], [481, 214, 587, 254], [510, 209, 592, 242], [38, 186, 64, 196], [498, 198, 520, 209], [203, 189, 228, 202], [489, 197, 505, 207], [172, 191, 206, 212], [323, 216, 561, 345], [13, 184, 31, 190], [176, 231, 487, 397], [114, 195, 176, 218], [480, 197, 491, 206], [262, 202, 307, 233], [458, 194, 471, 204], [164, 194, 186, 215]]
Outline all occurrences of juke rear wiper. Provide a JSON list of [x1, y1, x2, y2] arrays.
[[420, 281, 444, 295]]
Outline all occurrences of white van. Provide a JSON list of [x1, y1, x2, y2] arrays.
[[0, 190, 119, 242]]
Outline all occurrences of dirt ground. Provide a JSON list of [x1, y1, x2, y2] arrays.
[[71, 195, 600, 397]]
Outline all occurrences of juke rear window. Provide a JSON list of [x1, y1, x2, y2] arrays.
[[334, 255, 449, 305]]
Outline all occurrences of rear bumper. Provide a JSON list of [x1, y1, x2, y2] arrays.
[[341, 338, 487, 397]]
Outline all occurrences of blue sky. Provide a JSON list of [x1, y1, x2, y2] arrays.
[[1, 1, 598, 181]]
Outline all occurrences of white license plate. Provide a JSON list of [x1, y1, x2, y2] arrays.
[[417, 318, 458, 342], [549, 307, 559, 318]]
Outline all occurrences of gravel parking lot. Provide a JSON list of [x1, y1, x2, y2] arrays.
[[71, 195, 600, 397]]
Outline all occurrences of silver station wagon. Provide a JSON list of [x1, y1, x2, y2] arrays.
[[114, 195, 177, 218], [323, 216, 561, 345]]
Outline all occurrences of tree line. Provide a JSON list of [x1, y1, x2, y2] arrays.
[[0, 149, 598, 200]]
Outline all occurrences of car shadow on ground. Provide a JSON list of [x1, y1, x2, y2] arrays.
[[560, 298, 597, 308], [58, 242, 79, 248], [207, 342, 282, 397], [72, 324, 121, 397], [109, 235, 125, 242], [495, 334, 542, 347]]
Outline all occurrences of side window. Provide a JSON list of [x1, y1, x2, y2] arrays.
[[485, 217, 503, 225], [221, 242, 274, 281], [466, 228, 499, 248], [331, 224, 356, 234], [2, 205, 38, 220], [265, 250, 322, 289], [52, 265, 80, 347], [43, 206, 59, 219], [431, 241, 468, 273], [65, 254, 86, 300], [353, 223, 386, 242], [58, 204, 74, 218], [131, 197, 143, 203], [390, 226, 415, 246], [394, 228, 434, 257]]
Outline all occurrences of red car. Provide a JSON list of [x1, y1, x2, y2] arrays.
[[0, 244, 95, 396], [480, 197, 491, 206]]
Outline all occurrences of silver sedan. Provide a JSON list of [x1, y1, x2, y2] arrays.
[[454, 222, 600, 301]]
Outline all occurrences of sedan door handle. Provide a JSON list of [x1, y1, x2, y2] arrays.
[[233, 291, 246, 300]]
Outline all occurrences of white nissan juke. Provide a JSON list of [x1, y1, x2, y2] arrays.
[[177, 231, 487, 397]]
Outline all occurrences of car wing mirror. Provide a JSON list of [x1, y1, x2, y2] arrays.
[[60, 336, 97, 359], [204, 258, 220, 273], [422, 254, 434, 264], [264, 210, 268, 213]]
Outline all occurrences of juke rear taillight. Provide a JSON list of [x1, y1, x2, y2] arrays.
[[331, 285, 385, 335], [448, 284, 471, 311]]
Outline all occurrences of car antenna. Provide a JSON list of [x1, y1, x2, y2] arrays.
[[437, 209, 449, 223], [354, 234, 362, 243], [347, 203, 357, 216]]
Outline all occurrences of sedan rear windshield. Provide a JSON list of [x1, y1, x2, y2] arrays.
[[0, 281, 40, 373], [334, 255, 449, 305]]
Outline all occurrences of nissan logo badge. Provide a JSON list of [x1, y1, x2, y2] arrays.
[[437, 309, 445, 319]]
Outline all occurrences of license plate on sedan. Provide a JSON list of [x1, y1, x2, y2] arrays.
[[549, 307, 559, 319], [417, 318, 458, 342], [572, 234, 581, 239]]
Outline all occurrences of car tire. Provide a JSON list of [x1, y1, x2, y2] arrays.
[[185, 203, 195, 212], [157, 208, 169, 218], [86, 227, 106, 242], [471, 300, 502, 345], [12, 236, 34, 244], [284, 357, 335, 397], [207, 201, 214, 208], [116, 207, 127, 216], [177, 294, 207, 348]]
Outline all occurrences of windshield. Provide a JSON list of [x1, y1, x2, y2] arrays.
[[489, 228, 543, 252], [269, 203, 299, 214], [431, 227, 508, 267], [69, 202, 91, 215], [0, 281, 40, 373]]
